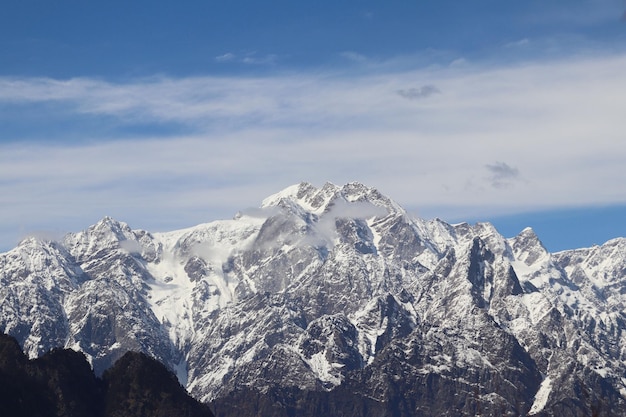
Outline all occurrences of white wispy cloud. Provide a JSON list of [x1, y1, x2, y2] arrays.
[[1, 52, 626, 249], [215, 52, 236, 63], [214, 51, 278, 65], [504, 38, 530, 49], [339, 51, 368, 63]]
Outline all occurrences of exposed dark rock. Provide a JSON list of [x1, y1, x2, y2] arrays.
[[0, 333, 214, 417]]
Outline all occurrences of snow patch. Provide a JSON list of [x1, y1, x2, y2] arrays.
[[306, 351, 343, 386], [529, 376, 552, 415]]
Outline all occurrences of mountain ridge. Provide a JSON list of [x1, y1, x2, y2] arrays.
[[0, 332, 215, 417], [1, 181, 625, 416]]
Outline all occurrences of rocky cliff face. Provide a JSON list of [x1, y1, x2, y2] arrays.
[[1, 181, 625, 416]]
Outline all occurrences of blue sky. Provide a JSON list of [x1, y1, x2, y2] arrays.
[[1, 0, 625, 252]]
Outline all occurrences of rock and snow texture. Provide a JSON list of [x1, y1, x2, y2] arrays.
[[1, 181, 625, 416]]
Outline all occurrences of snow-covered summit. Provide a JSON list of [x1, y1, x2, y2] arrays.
[[261, 181, 403, 218]]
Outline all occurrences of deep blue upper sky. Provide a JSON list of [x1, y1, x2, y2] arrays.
[[3, 0, 624, 78], [1, 0, 625, 252]]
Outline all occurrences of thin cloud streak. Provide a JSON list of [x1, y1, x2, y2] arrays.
[[215, 51, 278, 65], [397, 85, 441, 100], [1, 52, 626, 249]]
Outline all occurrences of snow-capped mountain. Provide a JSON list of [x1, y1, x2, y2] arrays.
[[1, 182, 625, 416]]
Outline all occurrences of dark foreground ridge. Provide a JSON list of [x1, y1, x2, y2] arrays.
[[0, 333, 214, 417]]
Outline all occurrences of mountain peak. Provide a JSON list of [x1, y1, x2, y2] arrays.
[[92, 215, 130, 232], [261, 181, 339, 213], [17, 235, 56, 249], [510, 226, 546, 252], [61, 215, 140, 261], [518, 226, 539, 239], [261, 181, 402, 220]]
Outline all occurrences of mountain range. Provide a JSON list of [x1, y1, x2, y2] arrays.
[[1, 181, 625, 416]]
